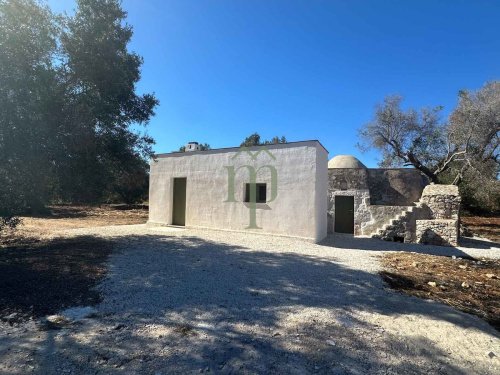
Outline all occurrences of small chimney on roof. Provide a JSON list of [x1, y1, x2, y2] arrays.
[[185, 141, 200, 152]]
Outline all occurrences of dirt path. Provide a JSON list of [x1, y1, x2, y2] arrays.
[[1, 225, 499, 374]]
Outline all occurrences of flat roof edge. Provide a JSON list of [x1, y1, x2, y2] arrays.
[[154, 140, 328, 159], [328, 167, 423, 171]]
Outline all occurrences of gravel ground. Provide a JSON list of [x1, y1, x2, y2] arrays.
[[1, 224, 499, 374]]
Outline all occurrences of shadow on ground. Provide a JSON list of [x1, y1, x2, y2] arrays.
[[0, 236, 115, 323], [459, 237, 499, 249], [323, 233, 498, 254]]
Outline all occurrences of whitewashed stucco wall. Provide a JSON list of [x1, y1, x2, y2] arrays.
[[149, 141, 328, 242], [314, 145, 328, 241]]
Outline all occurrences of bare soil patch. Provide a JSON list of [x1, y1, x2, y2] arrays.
[[381, 252, 500, 330], [0, 236, 114, 324], [0, 205, 141, 323], [1, 204, 148, 247], [462, 216, 500, 243]]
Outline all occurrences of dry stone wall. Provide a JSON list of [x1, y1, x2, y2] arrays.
[[327, 168, 428, 236], [415, 184, 461, 246], [328, 168, 368, 191], [367, 169, 428, 206], [327, 189, 370, 235], [416, 219, 459, 247], [327, 166, 461, 247], [327, 169, 370, 234], [370, 185, 460, 246], [420, 184, 461, 219]]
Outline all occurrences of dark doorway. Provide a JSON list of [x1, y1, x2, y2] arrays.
[[172, 178, 187, 226], [334, 196, 354, 234]]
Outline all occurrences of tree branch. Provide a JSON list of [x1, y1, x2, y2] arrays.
[[406, 152, 438, 183]]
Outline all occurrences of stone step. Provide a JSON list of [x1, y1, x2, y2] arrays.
[[371, 204, 420, 239]]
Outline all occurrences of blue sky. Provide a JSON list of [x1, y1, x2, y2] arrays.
[[48, 0, 500, 167]]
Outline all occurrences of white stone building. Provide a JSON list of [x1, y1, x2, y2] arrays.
[[149, 142, 460, 246], [149, 141, 328, 242]]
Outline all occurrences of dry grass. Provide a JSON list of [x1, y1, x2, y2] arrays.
[[461, 216, 500, 243], [1, 205, 148, 247], [381, 252, 500, 330]]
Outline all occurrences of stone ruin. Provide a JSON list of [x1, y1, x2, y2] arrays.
[[368, 183, 461, 247], [416, 184, 461, 247], [327, 155, 461, 247]]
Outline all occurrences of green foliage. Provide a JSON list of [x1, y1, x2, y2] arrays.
[[0, 0, 158, 228], [444, 161, 500, 214], [0, 0, 60, 221], [199, 143, 211, 151], [240, 133, 287, 147], [56, 0, 158, 203]]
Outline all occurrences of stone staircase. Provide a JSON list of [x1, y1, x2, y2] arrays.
[[369, 184, 460, 246], [371, 202, 425, 243]]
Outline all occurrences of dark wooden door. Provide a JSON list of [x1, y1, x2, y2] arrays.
[[334, 196, 354, 234], [172, 178, 187, 226]]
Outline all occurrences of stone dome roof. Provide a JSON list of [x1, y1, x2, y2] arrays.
[[328, 155, 367, 169]]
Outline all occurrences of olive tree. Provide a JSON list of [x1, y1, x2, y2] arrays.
[[358, 82, 499, 212], [0, 0, 159, 227], [240, 133, 287, 147]]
